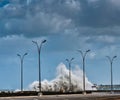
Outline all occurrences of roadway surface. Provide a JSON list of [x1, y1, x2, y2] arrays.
[[0, 93, 120, 100]]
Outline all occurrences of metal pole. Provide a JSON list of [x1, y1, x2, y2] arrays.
[[106, 56, 117, 94], [17, 53, 27, 92], [38, 48, 41, 92], [66, 58, 74, 92], [32, 40, 46, 94], [21, 58, 23, 92], [83, 57, 85, 94], [77, 50, 90, 94], [111, 62, 113, 93], [69, 62, 71, 91]]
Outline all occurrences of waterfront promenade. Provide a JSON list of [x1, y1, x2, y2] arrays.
[[0, 93, 120, 100]]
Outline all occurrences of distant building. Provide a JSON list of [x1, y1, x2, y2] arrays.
[[97, 84, 120, 90]]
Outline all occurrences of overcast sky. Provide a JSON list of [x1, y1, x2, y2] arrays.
[[0, 0, 120, 90]]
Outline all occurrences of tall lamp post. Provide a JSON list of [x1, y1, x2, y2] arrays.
[[66, 58, 74, 92], [17, 53, 28, 92], [77, 49, 90, 94], [106, 56, 117, 94], [32, 40, 46, 94]]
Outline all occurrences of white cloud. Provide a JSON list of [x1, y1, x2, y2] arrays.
[[3, 3, 25, 18], [1, 35, 24, 40], [88, 0, 99, 2], [65, 0, 81, 11], [0, 35, 47, 56], [2, 10, 73, 36], [97, 35, 115, 43], [27, 0, 32, 5], [89, 52, 96, 59]]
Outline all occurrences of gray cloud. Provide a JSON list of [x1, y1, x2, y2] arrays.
[[0, 0, 120, 50], [0, 1, 118, 35]]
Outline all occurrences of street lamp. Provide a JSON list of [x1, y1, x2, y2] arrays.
[[77, 49, 90, 94], [32, 40, 46, 94], [66, 58, 74, 92], [106, 55, 117, 94], [17, 53, 28, 92]]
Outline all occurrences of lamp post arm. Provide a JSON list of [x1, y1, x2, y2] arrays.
[[112, 56, 117, 62], [32, 41, 40, 52], [17, 54, 21, 60], [77, 50, 84, 59], [38, 42, 43, 52], [22, 53, 28, 61], [106, 56, 112, 63], [70, 58, 74, 62], [84, 52, 88, 59], [84, 50, 90, 59], [106, 56, 117, 63]]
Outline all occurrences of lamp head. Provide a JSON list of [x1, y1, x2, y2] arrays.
[[71, 58, 74, 61], [86, 49, 90, 52], [42, 40, 47, 43], [32, 40, 37, 44], [66, 59, 69, 62], [113, 56, 117, 58], [17, 54, 20, 57], [24, 53, 28, 56]]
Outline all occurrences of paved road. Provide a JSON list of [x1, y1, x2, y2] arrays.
[[0, 94, 120, 100]]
